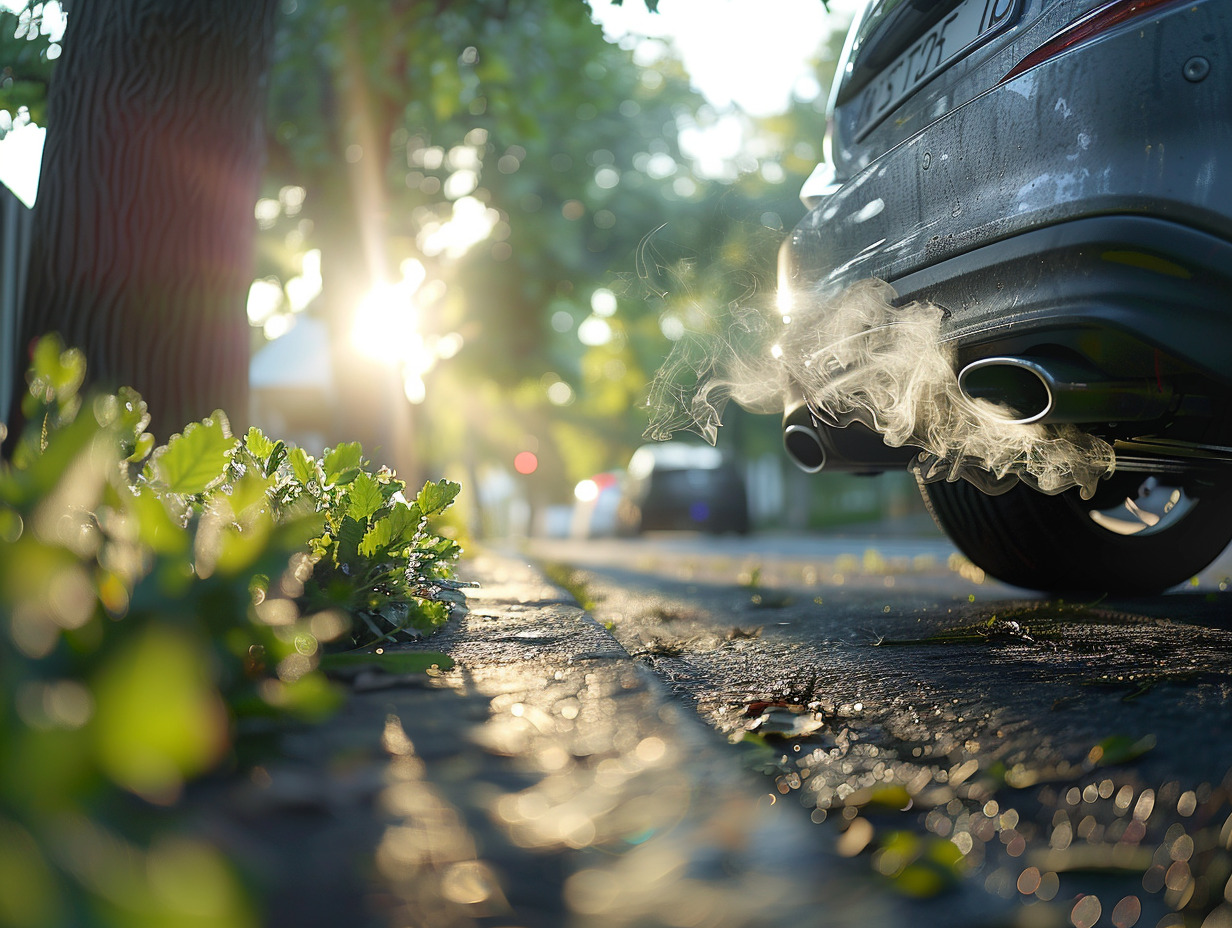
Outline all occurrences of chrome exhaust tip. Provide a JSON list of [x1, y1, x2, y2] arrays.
[[958, 356, 1054, 425], [958, 355, 1175, 426], [784, 423, 827, 473]]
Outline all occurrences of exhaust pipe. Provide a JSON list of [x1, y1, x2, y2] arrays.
[[958, 356, 1174, 425], [782, 401, 827, 473], [782, 392, 916, 473], [784, 423, 827, 473]]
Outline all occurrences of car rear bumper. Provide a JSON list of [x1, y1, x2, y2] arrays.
[[892, 214, 1232, 384]]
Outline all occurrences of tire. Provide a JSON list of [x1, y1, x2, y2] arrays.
[[918, 472, 1232, 594]]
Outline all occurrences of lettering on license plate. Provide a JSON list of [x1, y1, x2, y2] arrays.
[[854, 0, 1019, 140]]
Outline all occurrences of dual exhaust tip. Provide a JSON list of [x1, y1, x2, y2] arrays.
[[783, 354, 1175, 473], [783, 422, 827, 473], [956, 355, 1173, 426]]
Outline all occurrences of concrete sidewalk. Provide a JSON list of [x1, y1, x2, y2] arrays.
[[195, 549, 896, 928]]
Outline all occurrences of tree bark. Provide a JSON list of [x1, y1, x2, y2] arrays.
[[9, 0, 279, 444]]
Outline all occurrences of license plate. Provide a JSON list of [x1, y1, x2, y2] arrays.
[[852, 0, 1021, 140]]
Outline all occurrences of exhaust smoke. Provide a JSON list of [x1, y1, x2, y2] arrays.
[[645, 278, 1115, 498]]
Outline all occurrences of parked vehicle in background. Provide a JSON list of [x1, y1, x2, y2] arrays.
[[617, 442, 750, 535], [778, 0, 1232, 593], [571, 471, 624, 538]]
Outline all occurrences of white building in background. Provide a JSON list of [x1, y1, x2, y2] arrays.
[[248, 315, 335, 454]]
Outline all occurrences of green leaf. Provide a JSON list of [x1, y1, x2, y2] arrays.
[[211, 508, 274, 577], [322, 442, 363, 483], [225, 472, 276, 520], [345, 471, 384, 522], [266, 440, 288, 477], [319, 650, 454, 674], [93, 386, 151, 437], [411, 599, 451, 630], [94, 386, 154, 462], [358, 519, 393, 560], [1091, 734, 1156, 766], [334, 516, 366, 565], [91, 627, 228, 798], [29, 335, 85, 402], [289, 446, 320, 485], [116, 387, 151, 431], [358, 504, 418, 558], [126, 432, 156, 464], [263, 673, 343, 722], [376, 471, 406, 501], [154, 415, 237, 495], [415, 479, 461, 517], [359, 522, 386, 557], [388, 502, 420, 542], [123, 486, 190, 556], [244, 426, 275, 464], [417, 535, 461, 562]]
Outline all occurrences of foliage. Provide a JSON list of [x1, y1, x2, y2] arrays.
[[255, 0, 748, 498], [8, 0, 850, 504], [266, 435, 465, 644], [0, 336, 462, 926], [0, 2, 60, 131]]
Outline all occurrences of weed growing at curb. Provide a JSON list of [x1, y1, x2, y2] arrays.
[[542, 562, 600, 612]]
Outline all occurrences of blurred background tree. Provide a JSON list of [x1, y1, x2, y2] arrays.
[[2, 0, 861, 533], [246, 0, 845, 533], [252, 0, 706, 492]]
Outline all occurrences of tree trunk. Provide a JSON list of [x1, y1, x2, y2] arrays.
[[309, 24, 411, 478], [9, 0, 279, 445]]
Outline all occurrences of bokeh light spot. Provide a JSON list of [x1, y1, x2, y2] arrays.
[[591, 288, 617, 317], [1111, 895, 1142, 928], [1071, 894, 1102, 928]]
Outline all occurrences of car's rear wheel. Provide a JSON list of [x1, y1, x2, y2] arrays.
[[918, 471, 1232, 594]]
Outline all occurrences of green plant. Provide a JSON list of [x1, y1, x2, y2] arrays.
[[0, 335, 463, 926], [244, 435, 466, 646]]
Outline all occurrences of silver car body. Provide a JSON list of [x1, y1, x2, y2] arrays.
[[780, 0, 1231, 412]]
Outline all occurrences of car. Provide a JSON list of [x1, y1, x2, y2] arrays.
[[571, 470, 624, 538], [775, 0, 1232, 593], [616, 441, 750, 535]]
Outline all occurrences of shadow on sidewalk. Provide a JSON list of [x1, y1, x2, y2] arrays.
[[183, 552, 887, 928]]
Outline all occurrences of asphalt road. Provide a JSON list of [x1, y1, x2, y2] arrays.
[[521, 525, 1232, 928]]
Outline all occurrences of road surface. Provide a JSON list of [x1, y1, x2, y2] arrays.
[[521, 526, 1232, 928]]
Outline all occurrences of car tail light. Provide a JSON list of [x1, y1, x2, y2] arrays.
[[1000, 0, 1189, 84]]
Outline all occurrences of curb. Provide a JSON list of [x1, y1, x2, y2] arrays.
[[196, 549, 890, 928]]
